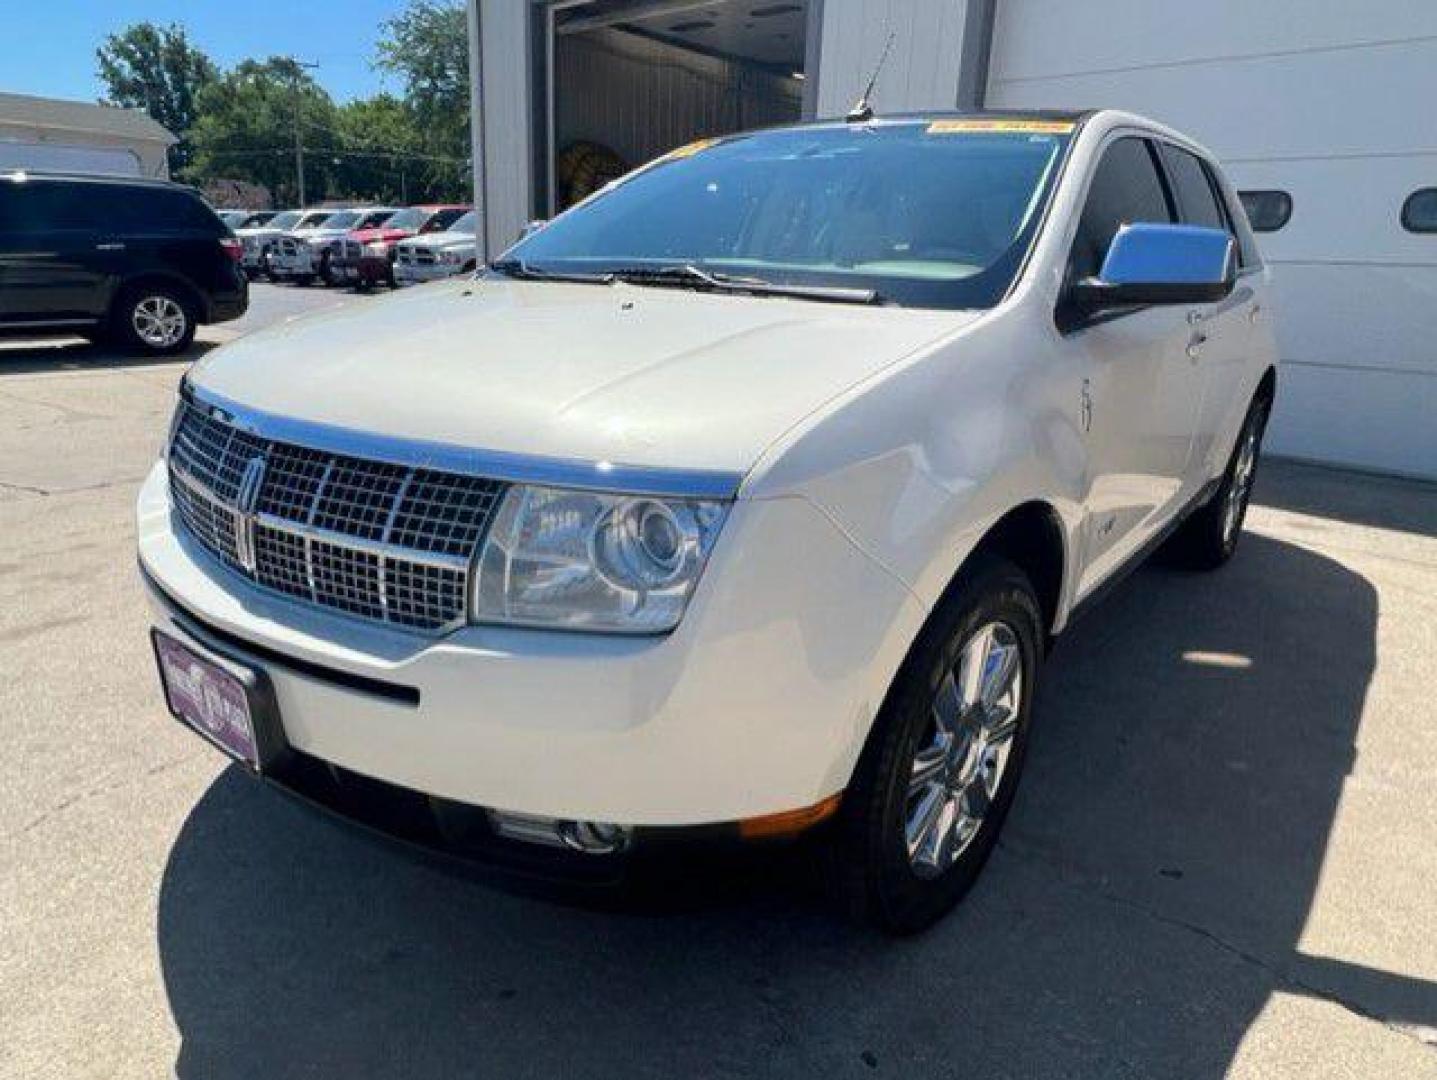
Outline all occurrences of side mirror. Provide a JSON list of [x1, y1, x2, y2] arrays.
[[1069, 223, 1235, 318], [520, 219, 547, 240]]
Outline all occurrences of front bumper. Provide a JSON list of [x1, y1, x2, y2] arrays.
[[330, 254, 391, 284], [395, 259, 463, 284], [136, 461, 925, 827], [269, 249, 317, 277]]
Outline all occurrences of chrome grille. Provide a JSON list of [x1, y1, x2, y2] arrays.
[[167, 400, 507, 633]]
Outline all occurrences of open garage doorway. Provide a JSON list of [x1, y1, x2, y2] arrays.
[[540, 1, 811, 216]]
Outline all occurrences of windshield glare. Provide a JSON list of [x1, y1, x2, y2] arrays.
[[506, 121, 1071, 309], [448, 210, 477, 233], [321, 211, 362, 229], [269, 211, 302, 229]]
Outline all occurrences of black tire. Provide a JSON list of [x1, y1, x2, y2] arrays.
[[318, 251, 335, 287], [293, 274, 314, 287], [111, 283, 196, 356], [825, 555, 1044, 934], [1166, 390, 1272, 570], [259, 250, 275, 281]]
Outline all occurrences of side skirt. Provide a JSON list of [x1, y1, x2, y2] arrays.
[[1064, 476, 1222, 628]]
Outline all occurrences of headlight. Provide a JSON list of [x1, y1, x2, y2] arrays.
[[364, 241, 390, 256], [472, 486, 729, 633]]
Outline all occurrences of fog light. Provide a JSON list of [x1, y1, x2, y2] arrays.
[[487, 810, 632, 855]]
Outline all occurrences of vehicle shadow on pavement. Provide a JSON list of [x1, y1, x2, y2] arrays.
[[155, 532, 1436, 1078], [0, 337, 215, 375]]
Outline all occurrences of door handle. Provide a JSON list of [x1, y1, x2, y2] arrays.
[[95, 242, 126, 251]]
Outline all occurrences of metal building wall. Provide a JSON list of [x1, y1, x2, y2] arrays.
[[811, 0, 972, 117], [476, 0, 538, 259], [556, 28, 801, 174], [985, 0, 1437, 479]]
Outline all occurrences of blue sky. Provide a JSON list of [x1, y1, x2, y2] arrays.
[[9, 0, 415, 104]]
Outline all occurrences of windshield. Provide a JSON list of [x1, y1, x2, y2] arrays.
[[384, 207, 427, 230], [297, 211, 332, 228], [320, 211, 362, 230], [447, 210, 477, 233], [268, 211, 302, 229], [218, 210, 246, 227], [505, 119, 1073, 309]]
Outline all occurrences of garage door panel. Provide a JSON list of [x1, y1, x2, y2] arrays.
[[1265, 265, 1437, 377], [989, 39, 1437, 159], [990, 0, 1437, 87], [1266, 362, 1437, 478], [1229, 157, 1437, 264]]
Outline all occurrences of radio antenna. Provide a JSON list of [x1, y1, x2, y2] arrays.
[[846, 31, 895, 122]]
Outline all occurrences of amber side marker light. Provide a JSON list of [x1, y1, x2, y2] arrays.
[[738, 793, 843, 840]]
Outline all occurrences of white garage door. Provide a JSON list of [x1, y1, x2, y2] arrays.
[[985, 0, 1437, 479]]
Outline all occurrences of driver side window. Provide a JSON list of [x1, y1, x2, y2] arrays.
[[1068, 137, 1174, 282]]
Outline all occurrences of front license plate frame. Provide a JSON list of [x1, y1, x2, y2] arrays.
[[151, 628, 288, 772]]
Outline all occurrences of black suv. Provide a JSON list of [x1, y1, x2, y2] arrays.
[[0, 172, 248, 355]]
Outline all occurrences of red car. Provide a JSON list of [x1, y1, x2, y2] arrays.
[[330, 205, 470, 288]]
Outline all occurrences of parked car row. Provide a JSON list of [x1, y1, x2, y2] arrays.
[[228, 204, 475, 289]]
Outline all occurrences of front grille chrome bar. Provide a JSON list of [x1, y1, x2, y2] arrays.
[[252, 513, 471, 572]]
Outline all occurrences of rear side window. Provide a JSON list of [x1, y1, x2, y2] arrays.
[[109, 188, 223, 234], [1157, 144, 1227, 231], [1067, 136, 1174, 281], [1401, 188, 1437, 233], [0, 180, 107, 233], [1238, 190, 1293, 233]]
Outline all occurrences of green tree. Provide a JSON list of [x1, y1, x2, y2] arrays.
[[188, 58, 340, 207], [375, 0, 470, 194], [333, 95, 422, 204], [96, 22, 217, 173]]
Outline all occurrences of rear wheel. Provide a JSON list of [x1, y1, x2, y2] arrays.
[[1167, 391, 1271, 569], [112, 285, 195, 355], [318, 252, 336, 287], [826, 556, 1043, 934]]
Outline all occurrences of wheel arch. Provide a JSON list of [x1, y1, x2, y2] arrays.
[[111, 271, 207, 325], [961, 500, 1068, 642]]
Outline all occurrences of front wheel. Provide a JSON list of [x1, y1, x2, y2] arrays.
[[825, 556, 1043, 934]]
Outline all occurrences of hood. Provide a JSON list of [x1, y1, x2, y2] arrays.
[[290, 227, 347, 243], [350, 226, 413, 246], [400, 231, 477, 253], [189, 278, 975, 475]]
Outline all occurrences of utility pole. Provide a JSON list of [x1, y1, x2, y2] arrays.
[[284, 57, 320, 207]]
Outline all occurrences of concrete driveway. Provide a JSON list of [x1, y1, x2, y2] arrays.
[[2, 287, 1435, 1078]]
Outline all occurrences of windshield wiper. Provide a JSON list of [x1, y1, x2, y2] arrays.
[[486, 258, 614, 285], [609, 264, 883, 305]]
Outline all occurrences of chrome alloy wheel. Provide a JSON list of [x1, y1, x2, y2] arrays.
[[1222, 418, 1261, 544], [131, 296, 187, 348], [905, 621, 1023, 879]]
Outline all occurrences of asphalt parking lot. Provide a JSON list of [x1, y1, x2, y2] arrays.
[[2, 283, 1436, 1078]]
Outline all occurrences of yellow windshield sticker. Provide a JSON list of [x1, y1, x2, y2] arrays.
[[927, 119, 1074, 135], [665, 137, 721, 160]]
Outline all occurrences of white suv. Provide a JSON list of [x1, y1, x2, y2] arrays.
[[138, 110, 1275, 932]]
